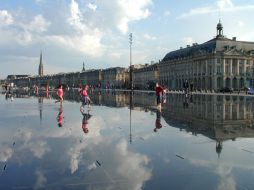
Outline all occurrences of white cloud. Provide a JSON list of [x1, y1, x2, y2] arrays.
[[27, 15, 51, 33], [87, 3, 97, 11], [164, 10, 171, 16], [143, 33, 157, 40], [117, 0, 152, 34], [216, 0, 234, 9], [182, 37, 195, 46], [177, 0, 254, 19], [65, 0, 105, 57], [0, 10, 13, 26]]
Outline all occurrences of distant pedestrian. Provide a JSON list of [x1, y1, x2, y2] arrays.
[[155, 82, 164, 111], [55, 84, 63, 103]]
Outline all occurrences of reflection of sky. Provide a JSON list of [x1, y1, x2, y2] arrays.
[[0, 94, 254, 189]]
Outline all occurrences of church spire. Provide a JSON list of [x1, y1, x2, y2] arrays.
[[38, 51, 44, 76], [82, 61, 85, 72]]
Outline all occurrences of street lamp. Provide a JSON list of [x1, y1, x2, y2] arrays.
[[129, 33, 133, 91]]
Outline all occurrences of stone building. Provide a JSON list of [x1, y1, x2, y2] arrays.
[[80, 69, 102, 87], [132, 63, 159, 90], [101, 67, 127, 89], [159, 21, 254, 91]]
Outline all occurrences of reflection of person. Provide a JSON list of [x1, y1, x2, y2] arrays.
[[154, 110, 162, 132], [183, 96, 189, 109], [57, 104, 64, 127], [155, 82, 164, 111], [81, 111, 92, 134], [55, 84, 63, 103], [183, 80, 189, 94]]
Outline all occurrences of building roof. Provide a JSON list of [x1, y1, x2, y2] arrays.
[[162, 22, 254, 62]]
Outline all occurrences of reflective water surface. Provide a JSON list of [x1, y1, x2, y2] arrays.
[[1, 90, 254, 190]]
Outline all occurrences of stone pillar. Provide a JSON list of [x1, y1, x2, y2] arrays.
[[213, 59, 217, 91], [237, 59, 240, 76], [229, 59, 233, 76], [222, 59, 225, 87]]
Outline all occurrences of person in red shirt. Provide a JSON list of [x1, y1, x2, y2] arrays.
[[80, 85, 92, 113], [55, 84, 63, 104], [155, 82, 164, 111]]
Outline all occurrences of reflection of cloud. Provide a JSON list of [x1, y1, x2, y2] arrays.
[[0, 145, 13, 162], [216, 166, 236, 190], [189, 158, 237, 190], [34, 170, 47, 190], [14, 129, 32, 144], [28, 141, 51, 158], [115, 140, 151, 190]]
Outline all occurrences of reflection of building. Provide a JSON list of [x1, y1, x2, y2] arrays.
[[161, 94, 254, 156], [159, 21, 254, 91]]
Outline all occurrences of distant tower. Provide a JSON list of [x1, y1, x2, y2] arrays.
[[216, 20, 224, 38], [82, 61, 85, 72], [38, 51, 44, 76]]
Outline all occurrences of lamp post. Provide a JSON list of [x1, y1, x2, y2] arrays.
[[129, 33, 133, 91]]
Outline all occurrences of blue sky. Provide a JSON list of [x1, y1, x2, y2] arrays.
[[0, 0, 254, 78]]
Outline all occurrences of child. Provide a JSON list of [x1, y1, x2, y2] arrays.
[[80, 85, 92, 112], [55, 84, 63, 103]]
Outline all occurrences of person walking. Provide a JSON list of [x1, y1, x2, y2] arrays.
[[55, 84, 63, 104], [155, 82, 164, 111], [80, 85, 92, 113]]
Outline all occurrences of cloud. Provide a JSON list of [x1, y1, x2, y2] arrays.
[[117, 0, 152, 34], [182, 37, 195, 46], [164, 10, 171, 16], [87, 3, 97, 11], [177, 0, 254, 19], [216, 0, 234, 9], [0, 10, 13, 26], [143, 33, 157, 40]]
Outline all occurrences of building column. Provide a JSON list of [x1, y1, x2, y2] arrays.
[[222, 59, 225, 87], [229, 59, 233, 76], [237, 59, 240, 76], [213, 60, 217, 91]]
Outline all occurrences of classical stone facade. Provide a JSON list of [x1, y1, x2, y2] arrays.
[[159, 21, 254, 91], [132, 63, 159, 89], [101, 67, 128, 88]]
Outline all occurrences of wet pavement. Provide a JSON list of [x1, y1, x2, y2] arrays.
[[0, 90, 254, 190]]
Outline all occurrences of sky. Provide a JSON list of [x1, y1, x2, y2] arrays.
[[0, 0, 254, 78]]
